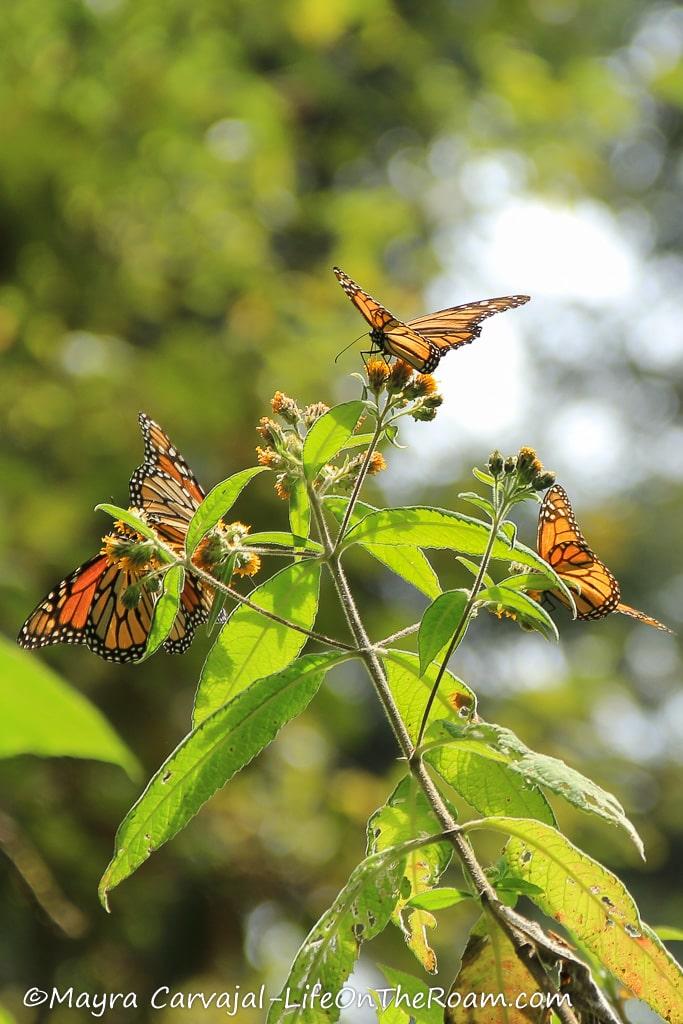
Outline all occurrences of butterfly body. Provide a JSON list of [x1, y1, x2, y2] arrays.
[[534, 484, 670, 631], [333, 266, 529, 373], [18, 414, 213, 662]]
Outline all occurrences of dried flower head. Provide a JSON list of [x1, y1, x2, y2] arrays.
[[256, 417, 279, 444], [533, 470, 556, 491], [271, 391, 301, 425], [256, 446, 282, 469], [274, 475, 290, 501], [303, 402, 330, 428]]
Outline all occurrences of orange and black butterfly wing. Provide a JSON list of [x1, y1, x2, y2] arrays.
[[333, 267, 397, 333], [18, 554, 155, 662], [407, 295, 530, 355], [129, 413, 206, 547]]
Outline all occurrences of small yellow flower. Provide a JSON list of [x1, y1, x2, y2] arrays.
[[256, 445, 282, 468], [256, 417, 279, 443], [406, 373, 438, 398], [234, 553, 261, 578], [366, 357, 390, 391], [274, 475, 290, 501], [368, 452, 387, 475], [101, 531, 157, 572], [387, 359, 414, 392]]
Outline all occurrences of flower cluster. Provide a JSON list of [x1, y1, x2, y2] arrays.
[[366, 357, 443, 421], [256, 391, 381, 500], [193, 520, 261, 578], [488, 446, 555, 493]]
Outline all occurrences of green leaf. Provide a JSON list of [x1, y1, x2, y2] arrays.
[[288, 477, 311, 543], [496, 572, 557, 593], [368, 776, 452, 972], [418, 590, 468, 675], [99, 653, 343, 908], [472, 467, 494, 486], [95, 503, 165, 546], [455, 556, 494, 586], [205, 555, 236, 637], [339, 432, 376, 452], [141, 565, 185, 661], [406, 888, 472, 911], [302, 400, 365, 481], [436, 720, 644, 857], [194, 561, 322, 725], [478, 585, 559, 641], [382, 650, 476, 743], [654, 926, 683, 942], [185, 467, 266, 555], [444, 917, 543, 1024], [325, 497, 440, 600], [378, 964, 442, 1024], [477, 818, 683, 1024], [245, 532, 323, 554], [458, 492, 494, 518], [267, 838, 438, 1024], [425, 727, 555, 826], [0, 636, 139, 778]]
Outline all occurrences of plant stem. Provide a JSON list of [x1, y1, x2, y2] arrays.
[[334, 406, 386, 546], [184, 558, 356, 653], [413, 494, 504, 751], [308, 486, 580, 1024]]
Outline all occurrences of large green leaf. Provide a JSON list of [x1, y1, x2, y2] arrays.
[[141, 565, 184, 661], [378, 964, 442, 1024], [425, 730, 555, 826], [341, 506, 572, 603], [326, 497, 440, 600], [368, 776, 452, 972], [302, 401, 365, 481], [382, 650, 476, 743], [418, 590, 468, 675], [193, 560, 322, 725], [476, 818, 683, 1023], [478, 585, 558, 641], [431, 721, 644, 856], [0, 637, 139, 778], [288, 476, 311, 543], [444, 917, 543, 1024], [100, 653, 344, 908], [267, 835, 442, 1024], [185, 466, 266, 555]]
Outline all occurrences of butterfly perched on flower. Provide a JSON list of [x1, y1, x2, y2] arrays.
[[532, 484, 671, 631], [333, 266, 529, 373], [18, 414, 216, 662]]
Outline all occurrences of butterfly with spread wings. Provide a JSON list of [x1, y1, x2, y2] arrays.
[[333, 266, 530, 373], [18, 414, 214, 663], [531, 484, 671, 631]]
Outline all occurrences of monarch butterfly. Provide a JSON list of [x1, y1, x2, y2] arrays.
[[333, 266, 530, 373], [18, 414, 214, 663], [532, 484, 671, 631]]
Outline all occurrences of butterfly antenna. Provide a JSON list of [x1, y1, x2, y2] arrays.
[[334, 333, 366, 364]]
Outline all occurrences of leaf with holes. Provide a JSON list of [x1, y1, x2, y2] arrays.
[[477, 818, 683, 1024], [368, 776, 452, 973]]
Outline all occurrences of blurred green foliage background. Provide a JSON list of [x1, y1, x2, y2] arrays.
[[1, 0, 682, 1020]]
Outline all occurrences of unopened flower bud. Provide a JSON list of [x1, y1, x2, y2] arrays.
[[488, 450, 504, 476], [122, 583, 142, 609], [256, 417, 279, 444], [504, 456, 516, 474], [411, 404, 438, 422]]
